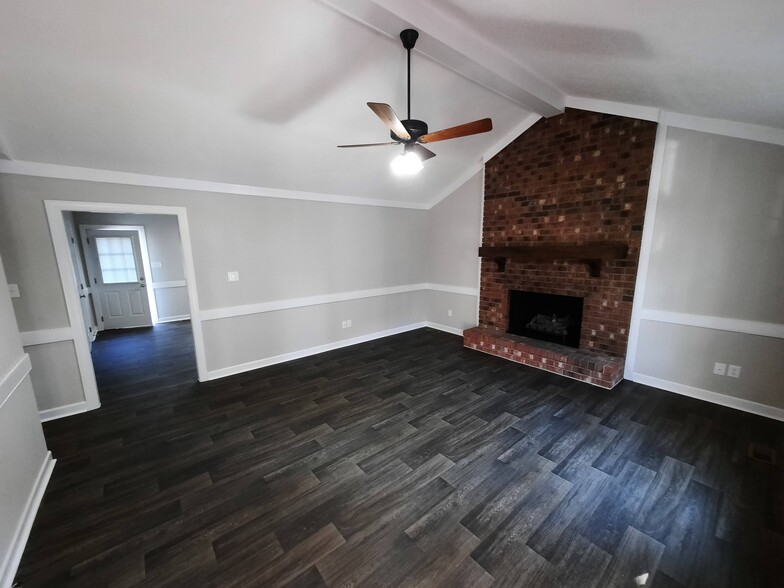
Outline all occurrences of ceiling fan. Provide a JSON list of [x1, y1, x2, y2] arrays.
[[338, 29, 493, 174]]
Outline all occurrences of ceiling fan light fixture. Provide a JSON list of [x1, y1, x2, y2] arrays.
[[391, 150, 423, 175]]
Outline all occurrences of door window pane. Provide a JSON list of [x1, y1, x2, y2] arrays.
[[95, 237, 138, 284]]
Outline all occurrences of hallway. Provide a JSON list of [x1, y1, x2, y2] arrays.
[[91, 321, 197, 400]]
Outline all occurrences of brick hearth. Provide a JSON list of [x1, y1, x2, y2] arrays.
[[465, 108, 657, 387], [464, 326, 624, 389]]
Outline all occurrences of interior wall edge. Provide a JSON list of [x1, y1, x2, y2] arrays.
[[624, 122, 670, 376], [0, 451, 55, 588], [631, 372, 784, 422]]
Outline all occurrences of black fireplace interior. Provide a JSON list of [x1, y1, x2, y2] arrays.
[[507, 290, 584, 348]]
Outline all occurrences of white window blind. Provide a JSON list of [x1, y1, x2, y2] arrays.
[[96, 237, 138, 284]]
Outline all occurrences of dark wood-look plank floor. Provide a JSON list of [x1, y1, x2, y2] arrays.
[[16, 322, 784, 587]]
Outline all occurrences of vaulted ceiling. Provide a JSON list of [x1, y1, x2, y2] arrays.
[[1, 0, 782, 206]]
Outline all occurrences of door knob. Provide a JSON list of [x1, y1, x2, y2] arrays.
[[79, 294, 86, 299], [140, 284, 146, 288]]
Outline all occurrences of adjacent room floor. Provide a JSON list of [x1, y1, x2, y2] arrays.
[[16, 324, 784, 586]]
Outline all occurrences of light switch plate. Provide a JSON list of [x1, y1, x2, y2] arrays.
[[8, 283, 20, 298], [713, 362, 726, 376], [728, 365, 742, 378], [227, 271, 239, 282]]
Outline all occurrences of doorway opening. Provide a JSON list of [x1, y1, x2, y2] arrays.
[[45, 201, 207, 415]]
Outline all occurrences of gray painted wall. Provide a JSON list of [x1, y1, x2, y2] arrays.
[[643, 128, 784, 321], [0, 173, 432, 412], [0, 253, 49, 583], [633, 127, 784, 410], [427, 171, 483, 331]]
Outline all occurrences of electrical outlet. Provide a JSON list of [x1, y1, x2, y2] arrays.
[[8, 283, 20, 298], [448, 309, 453, 317], [713, 362, 726, 376], [227, 271, 239, 282], [728, 365, 742, 378]]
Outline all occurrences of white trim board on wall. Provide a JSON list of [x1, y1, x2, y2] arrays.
[[17, 278, 479, 419], [622, 105, 784, 422], [0, 451, 55, 588], [0, 354, 31, 411], [39, 401, 91, 423], [152, 280, 187, 290], [640, 310, 784, 340], [632, 373, 784, 423], [0, 160, 428, 210], [199, 283, 479, 322], [19, 328, 75, 347], [156, 315, 191, 324]]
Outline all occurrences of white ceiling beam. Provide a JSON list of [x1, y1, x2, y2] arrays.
[[321, 0, 565, 116]]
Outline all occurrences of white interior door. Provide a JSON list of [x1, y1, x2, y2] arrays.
[[64, 220, 98, 343], [82, 229, 152, 329]]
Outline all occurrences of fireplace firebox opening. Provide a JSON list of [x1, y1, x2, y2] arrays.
[[507, 290, 584, 349]]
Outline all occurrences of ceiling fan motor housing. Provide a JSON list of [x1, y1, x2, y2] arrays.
[[392, 119, 428, 142]]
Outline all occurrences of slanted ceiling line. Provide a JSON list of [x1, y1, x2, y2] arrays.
[[320, 0, 565, 116], [426, 112, 541, 209], [0, 160, 429, 210]]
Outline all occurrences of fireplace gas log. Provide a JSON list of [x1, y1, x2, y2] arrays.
[[508, 290, 584, 348], [478, 243, 629, 277]]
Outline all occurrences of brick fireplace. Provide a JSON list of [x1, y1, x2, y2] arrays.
[[464, 108, 657, 388]]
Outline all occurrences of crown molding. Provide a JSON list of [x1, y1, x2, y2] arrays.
[[565, 96, 660, 122], [0, 160, 429, 210], [565, 96, 784, 146], [662, 111, 784, 146]]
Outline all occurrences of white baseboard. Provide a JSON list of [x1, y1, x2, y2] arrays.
[[156, 315, 191, 324], [205, 322, 429, 381], [39, 400, 98, 422], [631, 372, 784, 422], [0, 451, 55, 588], [424, 321, 466, 336]]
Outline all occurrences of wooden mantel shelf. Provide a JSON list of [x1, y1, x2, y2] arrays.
[[478, 243, 629, 277]]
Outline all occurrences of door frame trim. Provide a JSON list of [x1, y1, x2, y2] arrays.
[[79, 224, 159, 328], [44, 201, 207, 415]]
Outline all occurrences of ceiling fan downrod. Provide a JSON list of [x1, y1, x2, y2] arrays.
[[399, 29, 419, 121]]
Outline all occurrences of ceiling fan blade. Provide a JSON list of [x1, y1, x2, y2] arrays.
[[337, 142, 399, 148], [367, 102, 411, 141], [408, 143, 437, 162], [419, 118, 493, 143]]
